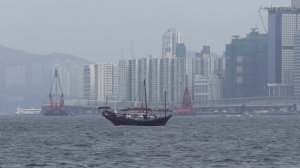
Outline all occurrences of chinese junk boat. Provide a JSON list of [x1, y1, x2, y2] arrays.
[[44, 69, 68, 116], [100, 80, 172, 126], [176, 75, 193, 115]]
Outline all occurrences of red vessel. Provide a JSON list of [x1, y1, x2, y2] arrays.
[[176, 75, 194, 115]]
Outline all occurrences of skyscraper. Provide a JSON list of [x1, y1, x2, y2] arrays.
[[97, 64, 114, 101], [225, 29, 268, 98], [191, 46, 225, 101], [137, 58, 147, 103], [118, 60, 129, 101], [162, 28, 180, 58], [148, 57, 160, 106], [128, 59, 137, 102], [176, 43, 186, 58], [267, 4, 300, 92], [293, 31, 300, 96], [82, 64, 97, 100]]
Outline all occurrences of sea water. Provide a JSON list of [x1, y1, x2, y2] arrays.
[[0, 115, 300, 168]]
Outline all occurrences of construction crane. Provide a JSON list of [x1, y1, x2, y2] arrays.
[[258, 7, 267, 34], [251, 27, 258, 32]]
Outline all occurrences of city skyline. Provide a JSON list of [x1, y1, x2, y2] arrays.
[[0, 0, 289, 63]]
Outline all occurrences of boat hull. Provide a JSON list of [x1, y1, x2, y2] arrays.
[[103, 113, 172, 126], [44, 110, 69, 116], [175, 108, 194, 115]]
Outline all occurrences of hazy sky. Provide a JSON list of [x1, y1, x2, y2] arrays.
[[0, 0, 290, 63]]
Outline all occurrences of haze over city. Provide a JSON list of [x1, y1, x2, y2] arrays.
[[0, 0, 289, 63], [4, 1, 300, 168]]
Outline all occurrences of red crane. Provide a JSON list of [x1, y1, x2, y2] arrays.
[[176, 75, 193, 115], [49, 69, 64, 112]]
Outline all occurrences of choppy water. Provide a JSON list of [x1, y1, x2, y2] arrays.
[[1, 115, 300, 168]]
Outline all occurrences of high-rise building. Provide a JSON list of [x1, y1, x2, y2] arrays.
[[192, 57, 224, 77], [82, 64, 117, 101], [162, 28, 180, 58], [185, 58, 193, 99], [159, 58, 177, 106], [137, 58, 147, 103], [148, 57, 160, 106], [128, 59, 137, 102], [293, 31, 300, 96], [192, 75, 222, 102], [112, 64, 119, 100], [118, 60, 129, 101], [82, 64, 97, 100], [97, 64, 114, 101], [193, 75, 210, 102], [225, 29, 268, 98], [70, 65, 83, 98], [176, 43, 186, 58], [191, 49, 225, 101], [201, 46, 210, 58], [267, 5, 300, 90], [175, 58, 186, 105]]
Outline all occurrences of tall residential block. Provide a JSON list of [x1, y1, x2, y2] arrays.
[[83, 64, 97, 100], [148, 57, 160, 106], [137, 58, 148, 103], [118, 60, 129, 101], [97, 64, 114, 101]]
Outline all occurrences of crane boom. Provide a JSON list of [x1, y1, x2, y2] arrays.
[[258, 7, 267, 34]]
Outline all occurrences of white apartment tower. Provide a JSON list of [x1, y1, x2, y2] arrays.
[[128, 59, 138, 102], [175, 58, 186, 105], [137, 58, 148, 103], [83, 64, 97, 100], [118, 60, 129, 101], [159, 58, 176, 106], [148, 57, 160, 106], [162, 28, 181, 58], [97, 64, 114, 101]]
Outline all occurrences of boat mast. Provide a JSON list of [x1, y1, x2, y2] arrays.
[[164, 91, 167, 117], [55, 69, 58, 108], [105, 96, 107, 107], [49, 69, 56, 112], [144, 79, 148, 116]]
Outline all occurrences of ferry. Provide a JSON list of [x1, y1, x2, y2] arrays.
[[16, 106, 41, 115]]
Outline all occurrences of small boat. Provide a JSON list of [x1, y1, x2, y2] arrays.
[[44, 68, 69, 116], [100, 80, 172, 126]]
